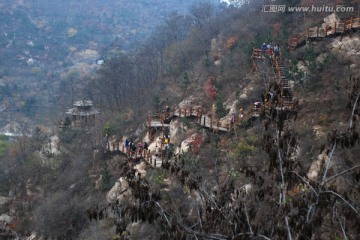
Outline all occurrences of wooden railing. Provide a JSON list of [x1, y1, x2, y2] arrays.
[[288, 17, 360, 49]]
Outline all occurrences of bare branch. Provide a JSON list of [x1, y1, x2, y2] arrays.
[[325, 165, 360, 184], [306, 203, 316, 222], [244, 203, 253, 235], [285, 216, 292, 240], [320, 142, 337, 187], [277, 147, 286, 205], [339, 216, 349, 240], [289, 171, 318, 197], [323, 190, 359, 215], [196, 205, 203, 230], [349, 93, 360, 130], [154, 201, 171, 227], [154, 200, 228, 240]]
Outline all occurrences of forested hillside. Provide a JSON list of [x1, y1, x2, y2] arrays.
[[0, 0, 209, 130], [0, 0, 359, 239]]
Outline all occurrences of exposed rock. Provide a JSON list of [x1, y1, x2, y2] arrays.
[[177, 132, 205, 154], [296, 61, 309, 74], [75, 49, 100, 62], [95, 175, 103, 190], [106, 177, 131, 203], [307, 149, 338, 181], [127, 222, 158, 240], [329, 36, 360, 56], [322, 13, 340, 29], [0, 122, 22, 135], [133, 161, 147, 178], [316, 53, 328, 65], [0, 196, 11, 205], [67, 28, 78, 37], [0, 214, 12, 224], [148, 136, 163, 155], [178, 95, 200, 108], [288, 80, 295, 89], [219, 116, 230, 128], [239, 93, 247, 99], [169, 119, 186, 146]]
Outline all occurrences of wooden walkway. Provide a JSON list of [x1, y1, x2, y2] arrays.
[[146, 106, 230, 132], [106, 140, 164, 168], [288, 16, 360, 49], [250, 16, 359, 111], [103, 103, 260, 168]]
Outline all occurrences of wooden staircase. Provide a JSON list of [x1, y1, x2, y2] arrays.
[[270, 54, 293, 110], [252, 48, 294, 111]]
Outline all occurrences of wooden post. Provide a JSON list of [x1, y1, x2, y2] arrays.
[[316, 27, 319, 37], [324, 25, 327, 37], [350, 17, 353, 29], [334, 22, 337, 33]]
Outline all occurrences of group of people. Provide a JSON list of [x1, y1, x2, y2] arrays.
[[261, 43, 280, 57], [124, 139, 148, 157], [228, 108, 245, 126]]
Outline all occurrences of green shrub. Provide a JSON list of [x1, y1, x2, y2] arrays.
[[215, 94, 229, 119], [0, 135, 9, 157]]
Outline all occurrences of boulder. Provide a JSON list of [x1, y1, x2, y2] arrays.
[[219, 116, 230, 128], [106, 177, 131, 203], [0, 196, 11, 205], [329, 36, 360, 56], [148, 136, 162, 155], [178, 95, 200, 108], [322, 13, 340, 29], [133, 161, 147, 178], [177, 132, 205, 154], [0, 214, 12, 224], [75, 49, 100, 62], [127, 222, 158, 240], [169, 119, 186, 146]]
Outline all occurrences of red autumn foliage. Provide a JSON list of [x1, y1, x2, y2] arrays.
[[204, 77, 217, 100], [191, 133, 205, 154]]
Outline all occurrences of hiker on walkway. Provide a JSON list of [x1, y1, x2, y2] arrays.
[[266, 43, 272, 55], [229, 112, 236, 125], [131, 144, 137, 157], [274, 44, 280, 57], [261, 43, 267, 55], [254, 102, 261, 112], [164, 134, 170, 145], [144, 141, 148, 150]]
